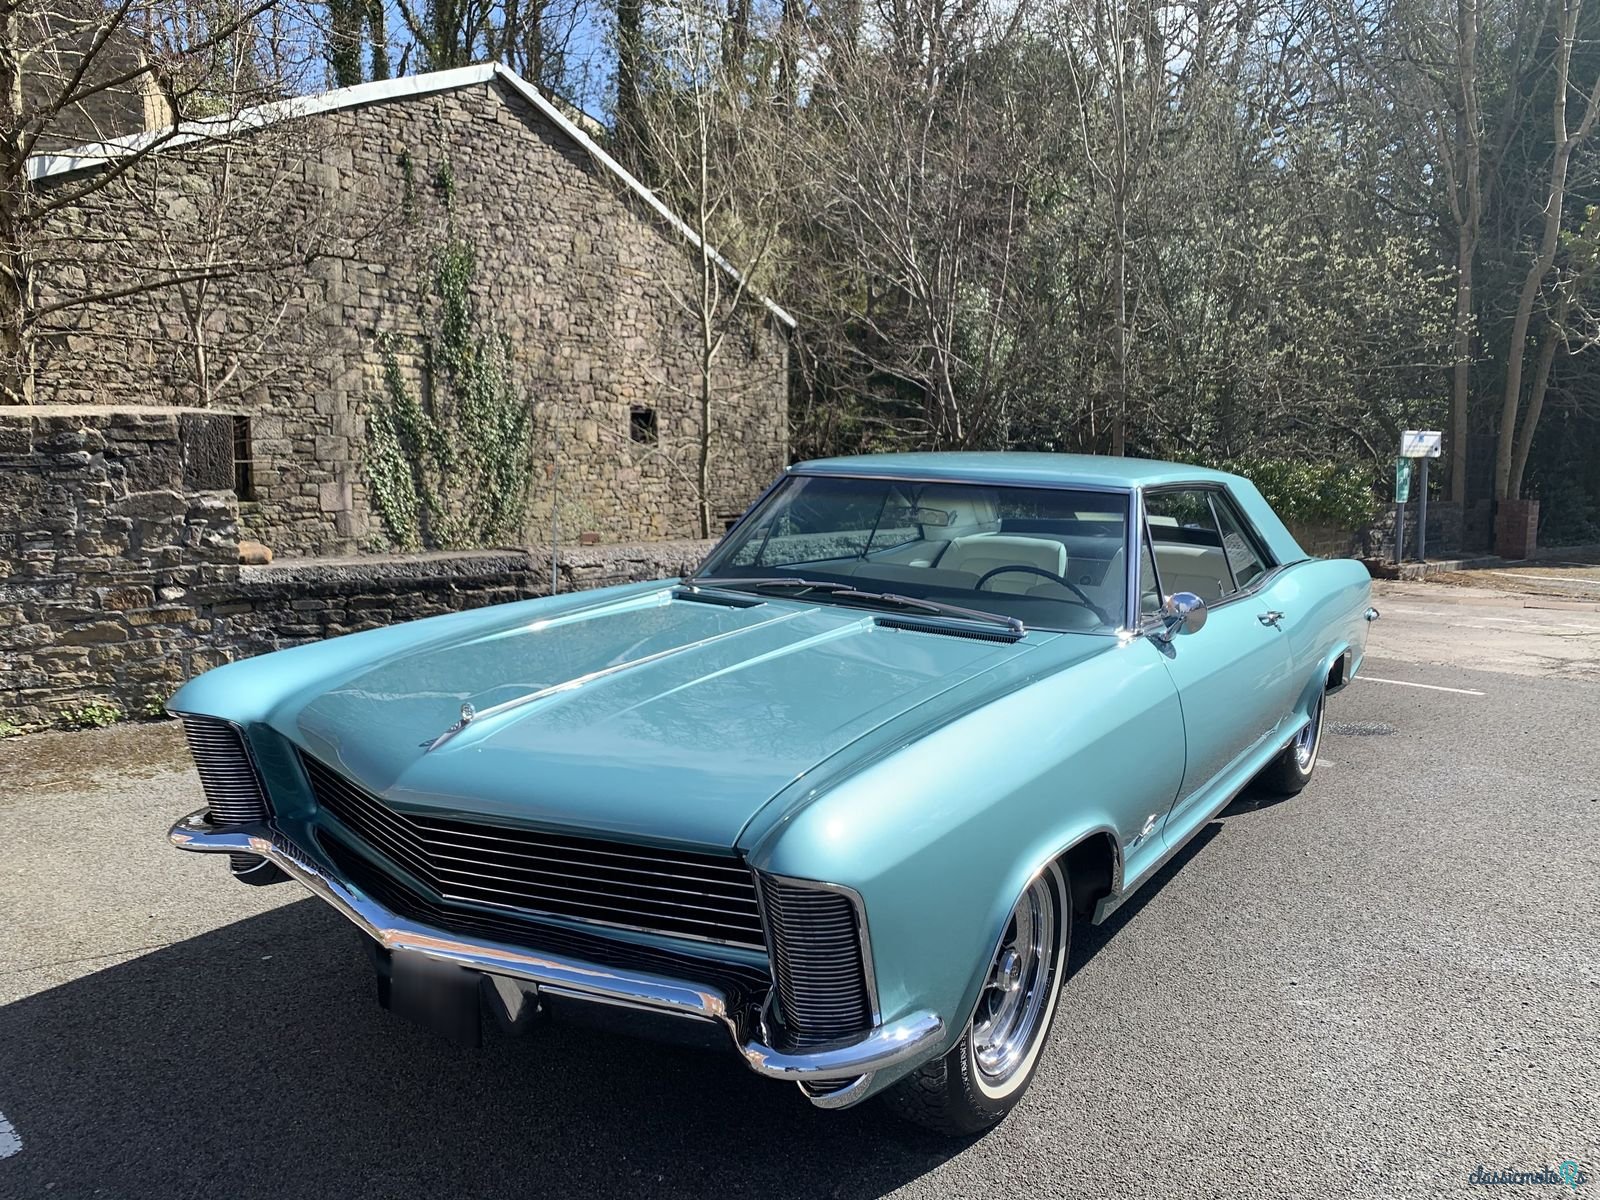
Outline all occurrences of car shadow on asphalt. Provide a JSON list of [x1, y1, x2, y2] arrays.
[[0, 814, 1244, 1198], [0, 898, 970, 1199], [1066, 819, 1225, 980]]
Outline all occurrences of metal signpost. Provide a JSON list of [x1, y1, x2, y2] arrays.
[[1400, 431, 1443, 563], [1394, 457, 1412, 563]]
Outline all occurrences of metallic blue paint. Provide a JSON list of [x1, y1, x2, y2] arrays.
[[168, 454, 1371, 1106]]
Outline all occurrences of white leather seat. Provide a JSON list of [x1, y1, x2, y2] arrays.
[[1153, 544, 1230, 601], [937, 535, 1067, 594]]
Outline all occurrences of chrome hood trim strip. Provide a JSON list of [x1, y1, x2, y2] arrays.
[[169, 808, 942, 1086]]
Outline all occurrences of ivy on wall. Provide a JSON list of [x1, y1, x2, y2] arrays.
[[366, 155, 533, 550]]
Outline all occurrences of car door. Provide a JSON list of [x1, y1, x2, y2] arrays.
[[1138, 485, 1298, 837]]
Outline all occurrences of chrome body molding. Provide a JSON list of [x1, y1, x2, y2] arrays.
[[797, 1075, 875, 1109], [170, 809, 943, 1099]]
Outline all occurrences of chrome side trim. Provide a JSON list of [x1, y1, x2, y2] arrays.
[[169, 809, 941, 1084]]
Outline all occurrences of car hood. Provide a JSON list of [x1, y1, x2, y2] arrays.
[[286, 589, 1047, 849]]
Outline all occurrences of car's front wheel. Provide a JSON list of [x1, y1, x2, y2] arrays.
[[883, 862, 1071, 1136], [1257, 687, 1326, 795]]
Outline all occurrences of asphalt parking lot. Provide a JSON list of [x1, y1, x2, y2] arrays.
[[2, 578, 1597, 1199]]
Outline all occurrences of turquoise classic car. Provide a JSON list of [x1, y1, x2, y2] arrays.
[[168, 452, 1376, 1134]]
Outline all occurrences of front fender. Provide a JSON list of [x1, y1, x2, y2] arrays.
[[746, 635, 1183, 1088]]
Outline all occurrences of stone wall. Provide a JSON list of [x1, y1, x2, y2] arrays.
[[0, 405, 717, 730], [30, 73, 788, 557], [1360, 499, 1494, 563], [216, 541, 713, 660], [0, 407, 241, 729]]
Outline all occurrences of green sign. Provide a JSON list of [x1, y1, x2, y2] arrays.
[[1394, 458, 1412, 504]]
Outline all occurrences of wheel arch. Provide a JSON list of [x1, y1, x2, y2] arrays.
[[1298, 641, 1356, 721], [946, 826, 1123, 1056]]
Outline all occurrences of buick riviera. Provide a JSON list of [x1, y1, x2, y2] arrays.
[[168, 453, 1376, 1134]]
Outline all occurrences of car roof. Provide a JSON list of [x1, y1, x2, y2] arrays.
[[791, 451, 1240, 491]]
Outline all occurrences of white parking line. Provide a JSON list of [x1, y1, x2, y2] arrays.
[[1358, 675, 1486, 697], [0, 1110, 19, 1159]]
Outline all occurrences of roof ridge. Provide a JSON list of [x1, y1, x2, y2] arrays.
[[26, 62, 795, 329]]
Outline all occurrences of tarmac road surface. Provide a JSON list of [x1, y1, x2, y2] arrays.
[[1, 579, 1596, 1198]]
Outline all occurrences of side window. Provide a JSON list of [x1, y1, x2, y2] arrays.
[[1210, 491, 1270, 590], [1144, 489, 1233, 602]]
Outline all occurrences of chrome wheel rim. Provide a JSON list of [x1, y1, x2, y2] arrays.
[[971, 873, 1058, 1086], [1294, 693, 1325, 771]]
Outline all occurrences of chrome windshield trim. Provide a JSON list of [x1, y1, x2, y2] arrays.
[[170, 809, 941, 1082], [782, 469, 1135, 496], [1124, 487, 1143, 632]]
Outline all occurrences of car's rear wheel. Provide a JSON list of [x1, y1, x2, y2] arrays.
[[1257, 687, 1326, 795], [882, 862, 1070, 1136]]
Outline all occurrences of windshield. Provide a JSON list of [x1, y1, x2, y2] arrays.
[[693, 475, 1131, 634]]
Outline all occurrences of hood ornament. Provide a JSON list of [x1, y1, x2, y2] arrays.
[[420, 702, 477, 751]]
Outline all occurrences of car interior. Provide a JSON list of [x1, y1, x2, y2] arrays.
[[704, 476, 1278, 635], [1143, 488, 1273, 607], [713, 483, 1132, 631]]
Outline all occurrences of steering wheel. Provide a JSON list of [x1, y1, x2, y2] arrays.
[[973, 565, 1111, 624]]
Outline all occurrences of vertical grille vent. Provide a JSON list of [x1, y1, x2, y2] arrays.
[[181, 715, 268, 874], [759, 876, 873, 1046]]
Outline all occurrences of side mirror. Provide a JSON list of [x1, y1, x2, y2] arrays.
[[1154, 591, 1207, 643]]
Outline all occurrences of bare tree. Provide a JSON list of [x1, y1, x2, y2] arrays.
[[0, 0, 323, 403], [1507, 205, 1600, 497], [635, 0, 786, 537], [781, 0, 1042, 450], [1491, 0, 1600, 500], [388, 0, 591, 95]]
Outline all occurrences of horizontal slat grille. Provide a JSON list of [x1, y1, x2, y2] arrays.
[[319, 832, 772, 998], [300, 751, 766, 949], [760, 875, 872, 1046], [181, 715, 269, 874]]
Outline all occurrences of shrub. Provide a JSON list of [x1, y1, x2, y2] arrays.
[[57, 702, 122, 730], [1215, 458, 1377, 529]]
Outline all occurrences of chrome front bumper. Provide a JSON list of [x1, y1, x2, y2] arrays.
[[169, 808, 943, 1105]]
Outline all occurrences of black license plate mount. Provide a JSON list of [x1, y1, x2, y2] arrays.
[[377, 947, 482, 1046]]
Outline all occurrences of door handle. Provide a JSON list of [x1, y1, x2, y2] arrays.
[[1258, 610, 1285, 627]]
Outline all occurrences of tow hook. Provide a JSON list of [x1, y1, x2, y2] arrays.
[[1365, 607, 1380, 622]]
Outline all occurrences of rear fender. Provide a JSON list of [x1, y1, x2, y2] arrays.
[[1267, 559, 1374, 726]]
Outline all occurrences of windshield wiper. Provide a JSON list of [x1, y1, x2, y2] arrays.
[[686, 577, 1025, 634], [680, 576, 856, 596], [828, 589, 1026, 634]]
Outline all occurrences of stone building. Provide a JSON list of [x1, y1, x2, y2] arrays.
[[26, 65, 793, 556]]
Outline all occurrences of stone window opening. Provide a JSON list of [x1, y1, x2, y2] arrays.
[[629, 406, 658, 446], [233, 415, 256, 500]]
